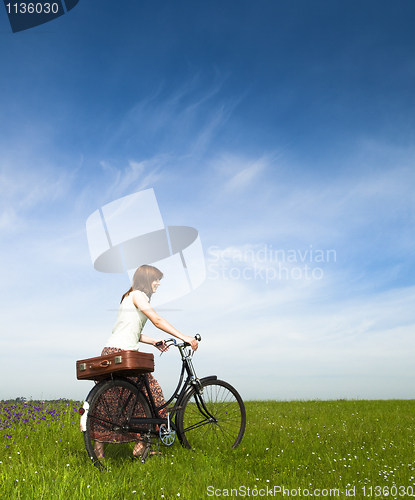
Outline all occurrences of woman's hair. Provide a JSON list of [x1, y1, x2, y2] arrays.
[[120, 265, 163, 303]]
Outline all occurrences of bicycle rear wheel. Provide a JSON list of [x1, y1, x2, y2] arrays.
[[82, 378, 153, 469], [176, 379, 246, 451]]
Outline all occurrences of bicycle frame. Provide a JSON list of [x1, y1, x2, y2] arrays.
[[81, 334, 246, 468], [102, 340, 218, 436]]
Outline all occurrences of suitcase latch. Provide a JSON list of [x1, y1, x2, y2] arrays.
[[79, 363, 86, 372], [114, 356, 122, 364]]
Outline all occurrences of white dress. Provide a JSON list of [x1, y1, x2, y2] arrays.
[[104, 292, 148, 351]]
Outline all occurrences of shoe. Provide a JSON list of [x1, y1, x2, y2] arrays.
[[140, 442, 152, 462]]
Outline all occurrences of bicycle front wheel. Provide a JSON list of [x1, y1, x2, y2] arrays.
[[177, 379, 246, 451], [82, 378, 153, 469]]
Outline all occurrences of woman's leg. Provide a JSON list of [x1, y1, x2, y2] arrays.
[[132, 441, 145, 457], [94, 441, 105, 459]]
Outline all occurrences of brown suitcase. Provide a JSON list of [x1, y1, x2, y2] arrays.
[[76, 350, 154, 381]]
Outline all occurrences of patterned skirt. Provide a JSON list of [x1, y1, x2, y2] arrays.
[[89, 347, 167, 443]]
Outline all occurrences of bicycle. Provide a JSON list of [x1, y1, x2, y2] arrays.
[[79, 335, 246, 469]]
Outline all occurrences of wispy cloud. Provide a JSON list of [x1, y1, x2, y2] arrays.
[[0, 158, 75, 232], [101, 76, 238, 164], [201, 140, 415, 253], [214, 153, 274, 192], [97, 155, 166, 201]]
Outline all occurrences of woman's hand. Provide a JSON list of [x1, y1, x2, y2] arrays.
[[154, 339, 169, 353], [140, 334, 169, 352], [183, 336, 198, 351]]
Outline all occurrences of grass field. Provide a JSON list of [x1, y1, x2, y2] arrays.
[[1, 398, 414, 499]]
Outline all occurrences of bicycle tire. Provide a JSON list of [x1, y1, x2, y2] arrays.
[[83, 378, 153, 469], [176, 378, 246, 451]]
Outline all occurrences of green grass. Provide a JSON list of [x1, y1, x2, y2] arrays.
[[1, 399, 414, 499]]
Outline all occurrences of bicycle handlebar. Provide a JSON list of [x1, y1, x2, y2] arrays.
[[155, 334, 201, 349]]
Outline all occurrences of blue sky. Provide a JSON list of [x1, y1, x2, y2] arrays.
[[0, 1, 414, 401]]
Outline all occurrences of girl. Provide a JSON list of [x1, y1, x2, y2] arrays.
[[93, 264, 198, 459]]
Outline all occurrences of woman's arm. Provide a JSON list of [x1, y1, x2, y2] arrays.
[[132, 291, 198, 350]]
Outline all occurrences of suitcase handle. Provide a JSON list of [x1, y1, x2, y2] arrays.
[[89, 360, 111, 370]]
